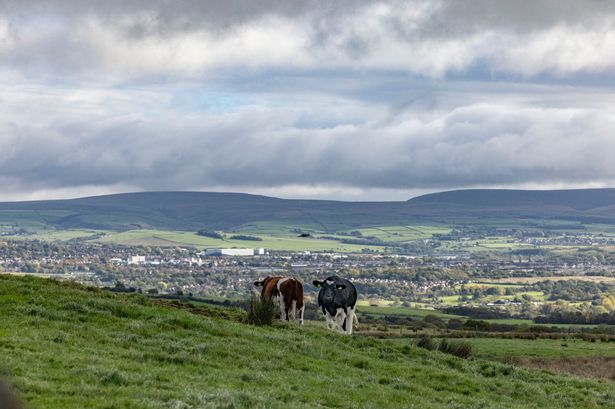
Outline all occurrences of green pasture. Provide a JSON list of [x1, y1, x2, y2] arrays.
[[356, 301, 463, 319]]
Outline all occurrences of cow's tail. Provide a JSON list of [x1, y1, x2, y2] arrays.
[[293, 278, 304, 324], [353, 308, 359, 327]]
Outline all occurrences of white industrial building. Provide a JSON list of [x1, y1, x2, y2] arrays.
[[201, 248, 256, 256], [128, 255, 146, 264]]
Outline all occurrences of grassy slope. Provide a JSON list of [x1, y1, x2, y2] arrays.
[[1, 276, 614, 409]]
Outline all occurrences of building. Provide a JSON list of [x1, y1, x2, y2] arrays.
[[200, 248, 255, 257], [128, 255, 146, 264]]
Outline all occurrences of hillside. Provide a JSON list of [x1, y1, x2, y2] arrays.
[[407, 189, 615, 219], [0, 275, 613, 408], [0, 192, 410, 232], [0, 189, 615, 232], [3, 188, 615, 233]]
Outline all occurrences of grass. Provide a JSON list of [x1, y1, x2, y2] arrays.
[[355, 302, 463, 319], [455, 338, 615, 359], [2, 276, 615, 408]]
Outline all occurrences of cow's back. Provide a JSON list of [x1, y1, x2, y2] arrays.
[[278, 278, 304, 309], [260, 276, 282, 300]]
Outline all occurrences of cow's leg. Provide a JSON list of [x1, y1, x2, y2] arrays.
[[273, 295, 285, 320], [345, 307, 355, 335], [284, 303, 291, 321], [334, 308, 346, 333], [298, 305, 305, 325], [324, 310, 335, 329]]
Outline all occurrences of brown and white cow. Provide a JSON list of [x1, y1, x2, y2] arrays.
[[253, 276, 304, 324]]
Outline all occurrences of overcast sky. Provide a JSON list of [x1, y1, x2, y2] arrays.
[[2, 0, 615, 201]]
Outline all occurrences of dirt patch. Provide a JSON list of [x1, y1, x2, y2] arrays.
[[510, 356, 615, 381]]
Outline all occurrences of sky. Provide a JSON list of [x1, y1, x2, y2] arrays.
[[2, 0, 615, 201]]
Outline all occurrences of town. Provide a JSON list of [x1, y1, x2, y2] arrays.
[[2, 232, 615, 316]]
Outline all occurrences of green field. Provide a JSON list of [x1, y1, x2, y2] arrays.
[[356, 301, 463, 319], [96, 229, 384, 252], [24, 229, 104, 241], [354, 300, 600, 329], [2, 276, 614, 408], [345, 225, 451, 243]]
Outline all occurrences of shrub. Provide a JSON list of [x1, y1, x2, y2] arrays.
[[197, 229, 223, 239], [230, 235, 263, 241], [437, 339, 473, 359], [246, 294, 276, 326], [416, 336, 435, 351]]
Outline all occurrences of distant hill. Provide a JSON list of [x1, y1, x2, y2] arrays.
[[406, 188, 615, 222], [2, 188, 615, 232], [1, 274, 611, 408]]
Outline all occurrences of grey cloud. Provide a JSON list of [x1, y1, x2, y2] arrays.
[[3, 0, 615, 80], [3, 0, 612, 31], [2, 85, 615, 195]]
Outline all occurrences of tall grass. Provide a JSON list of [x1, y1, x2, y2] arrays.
[[437, 339, 473, 359], [246, 294, 276, 326], [416, 337, 473, 359]]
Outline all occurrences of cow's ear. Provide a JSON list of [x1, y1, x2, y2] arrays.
[[254, 281, 263, 287], [336, 284, 346, 290], [313, 280, 323, 288]]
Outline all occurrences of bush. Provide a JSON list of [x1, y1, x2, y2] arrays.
[[197, 229, 224, 239], [416, 336, 435, 351], [229, 235, 263, 241], [437, 339, 473, 359], [246, 295, 276, 326], [416, 337, 473, 359]]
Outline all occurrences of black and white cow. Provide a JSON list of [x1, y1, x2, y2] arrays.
[[313, 276, 358, 335]]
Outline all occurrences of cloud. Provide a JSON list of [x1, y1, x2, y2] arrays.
[[2, 1, 615, 80], [2, 78, 615, 200]]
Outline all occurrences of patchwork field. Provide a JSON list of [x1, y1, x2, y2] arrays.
[[96, 229, 384, 252]]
